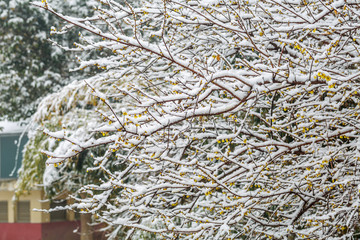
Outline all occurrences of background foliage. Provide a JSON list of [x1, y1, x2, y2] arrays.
[[0, 0, 97, 121]]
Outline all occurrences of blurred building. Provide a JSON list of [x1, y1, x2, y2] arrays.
[[0, 122, 83, 240]]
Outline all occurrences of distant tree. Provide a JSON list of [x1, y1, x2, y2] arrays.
[[27, 0, 360, 239], [0, 0, 96, 121], [16, 79, 119, 197]]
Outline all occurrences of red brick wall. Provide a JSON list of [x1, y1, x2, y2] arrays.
[[42, 221, 80, 240], [0, 223, 41, 240], [0, 221, 81, 240]]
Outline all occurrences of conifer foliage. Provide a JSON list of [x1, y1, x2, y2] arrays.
[[30, 0, 360, 239], [0, 0, 63, 120], [0, 0, 96, 121]]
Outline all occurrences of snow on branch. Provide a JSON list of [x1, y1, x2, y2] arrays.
[[29, 0, 360, 239]]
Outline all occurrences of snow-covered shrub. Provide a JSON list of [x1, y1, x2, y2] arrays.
[[26, 0, 360, 239]]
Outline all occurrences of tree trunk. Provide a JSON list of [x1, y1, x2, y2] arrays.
[[80, 212, 93, 240]]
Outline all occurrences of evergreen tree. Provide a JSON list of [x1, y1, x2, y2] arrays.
[[0, 0, 96, 121]]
